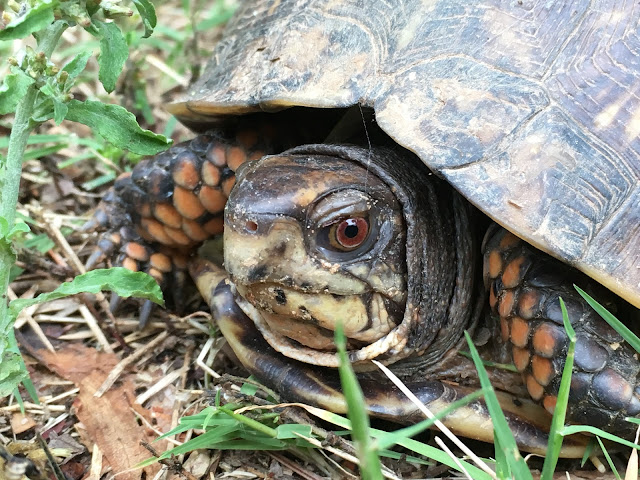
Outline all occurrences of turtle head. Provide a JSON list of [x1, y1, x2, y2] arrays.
[[223, 150, 408, 366]]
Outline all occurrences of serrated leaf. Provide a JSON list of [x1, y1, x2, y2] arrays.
[[62, 51, 92, 83], [0, 1, 57, 41], [8, 222, 30, 239], [132, 0, 157, 38], [0, 353, 28, 398], [64, 100, 171, 154], [95, 20, 128, 93], [9, 267, 164, 318], [0, 68, 35, 115], [52, 98, 68, 124]]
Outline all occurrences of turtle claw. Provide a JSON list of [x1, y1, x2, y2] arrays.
[[109, 292, 123, 313], [138, 300, 155, 329]]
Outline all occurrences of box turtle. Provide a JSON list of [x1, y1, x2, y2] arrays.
[[86, 0, 640, 457]]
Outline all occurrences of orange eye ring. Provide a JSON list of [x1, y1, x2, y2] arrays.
[[331, 217, 369, 250]]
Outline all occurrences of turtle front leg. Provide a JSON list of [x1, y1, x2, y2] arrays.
[[84, 126, 277, 326], [484, 226, 640, 436]]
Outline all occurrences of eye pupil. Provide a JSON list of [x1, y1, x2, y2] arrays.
[[344, 224, 359, 238]]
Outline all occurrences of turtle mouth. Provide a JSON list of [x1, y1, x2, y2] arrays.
[[234, 281, 400, 349]]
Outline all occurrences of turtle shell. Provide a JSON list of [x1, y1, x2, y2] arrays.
[[168, 0, 640, 308]]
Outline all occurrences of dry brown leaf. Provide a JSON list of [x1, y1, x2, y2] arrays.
[[38, 344, 161, 480], [10, 412, 37, 434]]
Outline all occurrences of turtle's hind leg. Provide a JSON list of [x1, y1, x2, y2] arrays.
[[484, 226, 640, 437]]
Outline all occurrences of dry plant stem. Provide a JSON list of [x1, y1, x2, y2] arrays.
[[0, 20, 67, 330]]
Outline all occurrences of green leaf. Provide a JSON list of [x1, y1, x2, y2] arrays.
[[62, 51, 92, 82], [52, 98, 68, 125], [275, 424, 313, 440], [132, 0, 157, 38], [0, 68, 35, 115], [64, 100, 171, 154], [9, 267, 164, 317], [0, 352, 28, 398], [0, 1, 57, 41], [95, 21, 128, 93]]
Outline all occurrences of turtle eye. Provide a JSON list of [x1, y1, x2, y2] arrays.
[[329, 217, 369, 251]]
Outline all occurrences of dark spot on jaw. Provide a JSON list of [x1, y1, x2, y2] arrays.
[[274, 288, 287, 305], [331, 293, 343, 300], [272, 242, 287, 256], [247, 265, 268, 282], [300, 282, 312, 290]]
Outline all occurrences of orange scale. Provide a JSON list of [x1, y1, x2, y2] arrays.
[[227, 146, 249, 171], [201, 161, 221, 186], [122, 257, 138, 272], [222, 177, 236, 197], [163, 225, 193, 246], [154, 203, 183, 229], [525, 374, 544, 401], [182, 218, 210, 242], [172, 253, 189, 270], [487, 250, 502, 279], [500, 317, 510, 342], [203, 217, 224, 235], [502, 256, 526, 289], [207, 144, 227, 167], [542, 395, 557, 415], [148, 267, 163, 283], [198, 185, 227, 214], [499, 232, 521, 250], [512, 346, 530, 372], [532, 323, 562, 358], [518, 289, 540, 319], [141, 218, 173, 245], [149, 253, 172, 272], [108, 232, 121, 244], [172, 156, 200, 189], [498, 289, 516, 318], [531, 355, 554, 386], [510, 316, 530, 348], [173, 186, 206, 220], [124, 242, 149, 262]]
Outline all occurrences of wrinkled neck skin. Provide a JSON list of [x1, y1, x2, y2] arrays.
[[223, 143, 482, 373]]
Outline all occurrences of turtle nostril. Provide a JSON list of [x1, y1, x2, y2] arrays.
[[245, 220, 258, 233]]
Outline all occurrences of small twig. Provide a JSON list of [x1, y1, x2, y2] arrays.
[[78, 305, 113, 353], [136, 369, 183, 405], [434, 436, 473, 480], [268, 452, 326, 480], [94, 330, 169, 396], [373, 360, 498, 480], [140, 441, 198, 480]]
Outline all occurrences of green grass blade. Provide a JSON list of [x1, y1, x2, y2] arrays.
[[464, 331, 533, 480], [335, 324, 384, 480], [575, 285, 640, 353], [541, 298, 576, 479], [597, 437, 621, 480]]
